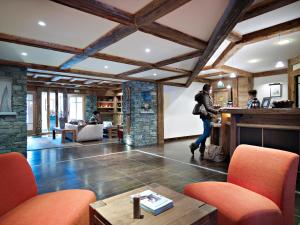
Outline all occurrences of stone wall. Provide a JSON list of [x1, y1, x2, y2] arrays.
[[123, 81, 157, 147], [0, 66, 27, 155], [85, 95, 97, 120]]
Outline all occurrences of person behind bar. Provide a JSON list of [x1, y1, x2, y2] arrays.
[[190, 84, 219, 159], [247, 90, 260, 109]]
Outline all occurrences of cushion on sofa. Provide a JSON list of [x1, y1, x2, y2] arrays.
[[184, 181, 283, 225], [0, 190, 96, 225]]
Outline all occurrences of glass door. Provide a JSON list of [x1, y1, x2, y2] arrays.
[[49, 92, 56, 131], [68, 95, 84, 121]]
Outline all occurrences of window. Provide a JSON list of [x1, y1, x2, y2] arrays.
[[26, 94, 33, 131], [68, 95, 84, 121]]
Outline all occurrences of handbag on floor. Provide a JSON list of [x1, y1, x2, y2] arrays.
[[204, 144, 225, 162]]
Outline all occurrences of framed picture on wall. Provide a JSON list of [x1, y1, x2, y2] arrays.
[[269, 83, 282, 97], [0, 79, 12, 112]]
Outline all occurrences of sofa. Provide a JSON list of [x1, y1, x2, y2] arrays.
[[0, 152, 96, 225], [65, 123, 103, 142], [184, 144, 299, 225]]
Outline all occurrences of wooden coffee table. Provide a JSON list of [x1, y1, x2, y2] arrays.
[[89, 184, 217, 225], [52, 127, 77, 144]]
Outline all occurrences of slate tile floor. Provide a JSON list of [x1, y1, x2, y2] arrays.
[[27, 139, 300, 224]]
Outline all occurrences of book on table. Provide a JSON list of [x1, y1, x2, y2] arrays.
[[130, 190, 173, 216]]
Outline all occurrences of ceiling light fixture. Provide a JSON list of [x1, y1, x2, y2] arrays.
[[21, 52, 28, 56], [104, 65, 108, 69], [145, 48, 151, 53], [153, 73, 157, 76], [277, 39, 290, 45], [38, 21, 46, 27], [275, 61, 284, 68], [248, 59, 260, 63], [230, 73, 236, 78], [217, 80, 224, 88], [227, 84, 232, 89]]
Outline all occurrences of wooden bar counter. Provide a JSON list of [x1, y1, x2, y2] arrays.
[[220, 108, 300, 158]]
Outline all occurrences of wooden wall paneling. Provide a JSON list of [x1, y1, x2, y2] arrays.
[[157, 83, 164, 144], [288, 55, 300, 105], [35, 88, 42, 135], [237, 77, 250, 107], [232, 78, 238, 106]]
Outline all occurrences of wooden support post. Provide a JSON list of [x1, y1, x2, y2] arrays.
[[157, 83, 164, 144], [55, 90, 59, 127]]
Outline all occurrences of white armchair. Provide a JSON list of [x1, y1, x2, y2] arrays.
[[65, 123, 103, 142]]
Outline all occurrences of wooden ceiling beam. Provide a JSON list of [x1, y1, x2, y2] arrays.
[[253, 68, 288, 77], [28, 77, 120, 88], [0, 32, 158, 68], [118, 50, 203, 78], [213, 17, 300, 67], [157, 74, 189, 82], [134, 0, 192, 26], [51, 0, 207, 50], [50, 0, 134, 25], [198, 72, 227, 78], [60, 24, 137, 69], [155, 50, 203, 67], [59, 0, 196, 70], [217, 65, 252, 77], [240, 0, 299, 22], [241, 17, 300, 45], [0, 59, 157, 82], [226, 31, 242, 43], [186, 0, 254, 86], [140, 23, 207, 50]]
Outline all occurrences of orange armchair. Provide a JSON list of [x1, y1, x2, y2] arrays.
[[184, 145, 299, 225], [0, 152, 96, 225]]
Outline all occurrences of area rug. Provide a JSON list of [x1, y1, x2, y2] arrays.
[[27, 135, 120, 151]]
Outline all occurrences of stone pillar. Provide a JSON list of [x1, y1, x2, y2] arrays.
[[122, 81, 157, 147], [0, 66, 27, 155], [85, 95, 97, 121]]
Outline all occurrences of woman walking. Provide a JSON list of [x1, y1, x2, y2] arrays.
[[190, 84, 219, 158]]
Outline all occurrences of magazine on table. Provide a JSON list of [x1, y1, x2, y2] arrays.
[[130, 190, 174, 215]]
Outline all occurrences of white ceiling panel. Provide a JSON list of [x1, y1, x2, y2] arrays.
[[156, 0, 229, 41], [233, 1, 300, 35], [169, 77, 188, 84], [73, 58, 138, 74], [0, 0, 117, 48], [206, 39, 231, 66], [101, 31, 195, 63], [206, 74, 231, 80], [225, 31, 300, 72], [0, 41, 73, 66], [199, 69, 221, 75], [168, 57, 199, 70], [28, 69, 125, 82], [99, 0, 152, 13], [130, 69, 180, 80]]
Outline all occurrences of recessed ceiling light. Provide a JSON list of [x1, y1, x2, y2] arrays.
[[275, 61, 284, 68], [38, 21, 46, 27], [277, 39, 290, 45], [21, 52, 28, 56], [145, 48, 151, 53], [104, 65, 108, 69], [218, 74, 222, 77], [230, 73, 236, 78], [153, 73, 157, 76], [248, 59, 260, 63]]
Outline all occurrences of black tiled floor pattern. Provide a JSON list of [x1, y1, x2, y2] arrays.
[[27, 140, 300, 224]]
